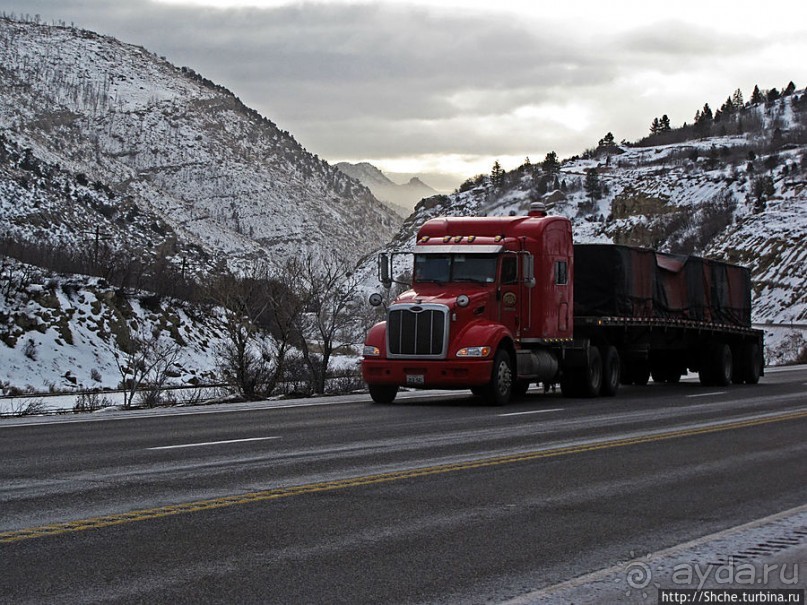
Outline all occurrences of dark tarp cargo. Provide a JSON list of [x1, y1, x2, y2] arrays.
[[573, 244, 751, 327], [573, 245, 654, 318]]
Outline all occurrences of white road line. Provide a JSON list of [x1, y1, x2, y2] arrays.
[[147, 436, 281, 450], [686, 391, 728, 398], [498, 408, 564, 417]]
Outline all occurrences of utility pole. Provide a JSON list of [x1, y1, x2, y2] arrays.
[[79, 226, 112, 267]]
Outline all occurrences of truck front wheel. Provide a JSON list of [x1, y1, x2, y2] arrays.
[[369, 384, 399, 404], [483, 349, 513, 406]]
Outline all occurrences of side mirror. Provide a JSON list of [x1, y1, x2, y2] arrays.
[[379, 253, 392, 288], [523, 254, 536, 289], [369, 293, 383, 307]]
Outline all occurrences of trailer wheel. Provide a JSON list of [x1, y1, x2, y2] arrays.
[[600, 346, 620, 397], [699, 343, 732, 387], [483, 349, 513, 406], [369, 384, 398, 404], [746, 343, 762, 384], [733, 342, 762, 385]]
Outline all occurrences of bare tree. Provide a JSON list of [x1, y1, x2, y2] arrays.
[[292, 253, 363, 394], [263, 259, 306, 392], [112, 324, 182, 408], [209, 270, 276, 400]]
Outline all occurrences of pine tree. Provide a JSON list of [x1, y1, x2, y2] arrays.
[[584, 168, 601, 201], [598, 132, 616, 149], [732, 88, 744, 109], [695, 103, 713, 137], [750, 85, 764, 104], [541, 151, 560, 176], [660, 115, 671, 132], [650, 117, 661, 134], [783, 81, 796, 96], [491, 161, 504, 188]]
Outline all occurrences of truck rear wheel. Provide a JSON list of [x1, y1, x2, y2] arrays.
[[562, 346, 602, 398], [369, 384, 398, 404], [483, 349, 513, 406], [582, 346, 603, 397], [600, 346, 620, 397]]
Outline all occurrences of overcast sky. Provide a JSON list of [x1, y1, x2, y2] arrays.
[[2, 0, 806, 191]]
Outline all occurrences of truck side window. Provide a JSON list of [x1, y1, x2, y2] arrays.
[[555, 260, 568, 285], [501, 256, 518, 284]]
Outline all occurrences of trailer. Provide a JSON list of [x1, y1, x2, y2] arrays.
[[361, 204, 763, 404]]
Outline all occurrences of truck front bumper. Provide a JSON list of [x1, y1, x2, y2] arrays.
[[361, 358, 494, 388]]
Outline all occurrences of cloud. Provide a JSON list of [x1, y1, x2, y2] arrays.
[[2, 0, 805, 187]]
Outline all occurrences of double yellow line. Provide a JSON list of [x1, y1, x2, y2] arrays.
[[3, 409, 806, 544]]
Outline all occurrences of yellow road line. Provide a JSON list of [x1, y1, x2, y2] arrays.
[[2, 409, 806, 544]]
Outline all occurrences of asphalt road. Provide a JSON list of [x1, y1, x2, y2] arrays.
[[1, 367, 806, 604]]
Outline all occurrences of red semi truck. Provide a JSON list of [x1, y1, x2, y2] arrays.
[[361, 203, 764, 404]]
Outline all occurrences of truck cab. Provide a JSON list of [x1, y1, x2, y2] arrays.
[[361, 204, 573, 404]]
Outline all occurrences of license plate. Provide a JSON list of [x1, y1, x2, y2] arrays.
[[406, 374, 425, 385]]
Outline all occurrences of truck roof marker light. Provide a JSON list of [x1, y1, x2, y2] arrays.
[[494, 235, 503, 242], [419, 236, 430, 243], [468, 236, 476, 243], [454, 235, 463, 243], [443, 236, 452, 243]]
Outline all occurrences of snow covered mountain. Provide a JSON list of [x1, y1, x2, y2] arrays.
[[365, 91, 807, 363], [0, 17, 400, 274], [336, 162, 437, 216]]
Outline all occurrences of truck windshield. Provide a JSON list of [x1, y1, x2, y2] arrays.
[[414, 253, 498, 284]]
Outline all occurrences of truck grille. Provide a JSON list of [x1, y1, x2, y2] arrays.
[[387, 304, 449, 359]]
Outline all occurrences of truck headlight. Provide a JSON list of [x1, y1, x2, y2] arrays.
[[456, 346, 491, 358], [363, 345, 381, 357]]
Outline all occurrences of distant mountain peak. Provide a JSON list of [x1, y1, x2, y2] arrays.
[[336, 162, 437, 216]]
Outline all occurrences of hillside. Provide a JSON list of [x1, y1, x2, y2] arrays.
[[0, 257, 222, 395], [336, 162, 436, 216], [367, 91, 807, 363], [0, 17, 400, 274]]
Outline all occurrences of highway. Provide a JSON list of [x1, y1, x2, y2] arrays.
[[1, 367, 806, 604]]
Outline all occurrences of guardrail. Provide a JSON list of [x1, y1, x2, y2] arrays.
[[0, 372, 365, 418]]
